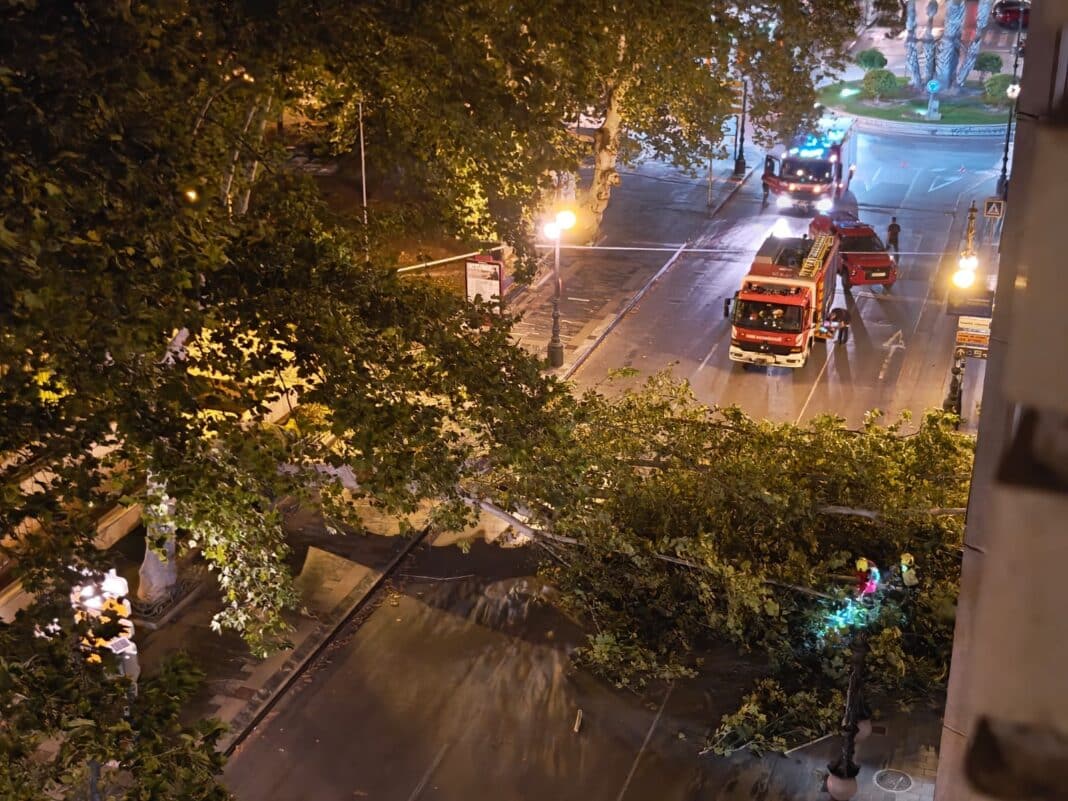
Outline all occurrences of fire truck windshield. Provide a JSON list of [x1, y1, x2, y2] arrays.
[[733, 300, 805, 333], [782, 158, 833, 184]]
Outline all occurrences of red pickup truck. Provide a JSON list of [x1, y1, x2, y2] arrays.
[[809, 212, 897, 290]]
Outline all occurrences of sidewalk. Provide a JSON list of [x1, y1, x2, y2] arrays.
[[707, 707, 942, 801], [136, 501, 512, 752]]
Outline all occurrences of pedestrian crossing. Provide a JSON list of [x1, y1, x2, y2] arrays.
[[981, 28, 1024, 50]]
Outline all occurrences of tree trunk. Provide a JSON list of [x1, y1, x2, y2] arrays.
[[956, 0, 995, 87], [138, 536, 177, 605], [904, 1, 923, 87], [937, 0, 966, 88], [586, 83, 626, 230], [922, 1, 939, 84], [138, 477, 178, 605]]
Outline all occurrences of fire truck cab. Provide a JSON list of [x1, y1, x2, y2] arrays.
[[763, 116, 857, 213], [809, 211, 897, 290], [726, 234, 838, 368]]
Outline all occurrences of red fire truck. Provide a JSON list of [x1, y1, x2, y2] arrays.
[[762, 116, 858, 213], [809, 211, 897, 290], [725, 233, 839, 368]]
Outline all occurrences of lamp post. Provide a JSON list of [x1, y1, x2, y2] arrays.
[[734, 80, 748, 177], [827, 635, 872, 801], [544, 209, 576, 368], [951, 201, 980, 290], [996, 18, 1024, 199]]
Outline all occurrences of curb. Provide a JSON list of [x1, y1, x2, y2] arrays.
[[220, 526, 433, 755], [560, 165, 757, 381], [825, 105, 1007, 138]]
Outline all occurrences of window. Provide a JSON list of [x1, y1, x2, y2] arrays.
[[781, 158, 833, 184], [733, 301, 805, 333]]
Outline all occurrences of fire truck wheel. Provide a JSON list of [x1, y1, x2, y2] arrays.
[[882, 283, 893, 291]]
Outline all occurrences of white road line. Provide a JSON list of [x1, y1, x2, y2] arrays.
[[405, 743, 449, 801], [567, 297, 591, 303], [696, 343, 720, 373], [795, 345, 834, 425], [614, 683, 675, 801]]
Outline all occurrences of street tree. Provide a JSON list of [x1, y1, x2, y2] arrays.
[[0, 605, 230, 799], [856, 48, 889, 71], [478, 374, 972, 749], [1, 0, 560, 656], [973, 51, 1004, 83], [526, 0, 858, 230], [862, 68, 900, 101]]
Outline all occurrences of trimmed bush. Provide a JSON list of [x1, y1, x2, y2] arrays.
[[984, 73, 1015, 106], [856, 48, 888, 71], [975, 51, 1003, 81], [862, 68, 898, 101]]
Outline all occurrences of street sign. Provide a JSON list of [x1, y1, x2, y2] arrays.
[[926, 79, 941, 94], [955, 316, 991, 359], [983, 197, 1005, 219]]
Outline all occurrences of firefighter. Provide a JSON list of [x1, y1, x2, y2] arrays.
[[855, 557, 881, 597], [828, 307, 852, 344], [900, 552, 919, 588]]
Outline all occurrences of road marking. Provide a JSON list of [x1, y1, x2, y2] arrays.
[[865, 165, 882, 191], [567, 297, 591, 302], [928, 174, 965, 193], [795, 345, 834, 425], [878, 330, 907, 381], [614, 683, 674, 801], [405, 743, 449, 801], [696, 343, 720, 373]]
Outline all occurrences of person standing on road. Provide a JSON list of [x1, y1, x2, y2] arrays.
[[887, 217, 901, 255], [829, 307, 852, 344]]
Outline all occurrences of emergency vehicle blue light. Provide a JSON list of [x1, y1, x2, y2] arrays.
[[798, 147, 825, 158]]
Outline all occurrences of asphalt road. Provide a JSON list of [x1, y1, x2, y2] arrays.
[[223, 542, 764, 801], [568, 133, 999, 429]]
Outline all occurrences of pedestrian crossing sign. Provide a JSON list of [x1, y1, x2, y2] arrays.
[[983, 198, 1005, 219]]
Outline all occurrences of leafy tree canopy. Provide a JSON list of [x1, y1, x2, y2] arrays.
[[856, 47, 888, 70], [477, 375, 971, 749], [862, 68, 899, 100]]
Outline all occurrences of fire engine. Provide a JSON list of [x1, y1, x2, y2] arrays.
[[810, 211, 897, 290], [725, 233, 838, 368], [763, 116, 858, 213]]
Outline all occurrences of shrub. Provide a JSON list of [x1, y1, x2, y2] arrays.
[[975, 51, 1004, 81], [984, 73, 1015, 106], [862, 68, 899, 101], [856, 48, 888, 71]]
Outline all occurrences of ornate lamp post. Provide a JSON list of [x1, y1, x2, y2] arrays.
[[734, 80, 748, 177], [996, 17, 1025, 199], [827, 635, 873, 801], [951, 200, 980, 290], [543, 209, 576, 368]]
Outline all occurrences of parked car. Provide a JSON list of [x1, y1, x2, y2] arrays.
[[993, 0, 1030, 29]]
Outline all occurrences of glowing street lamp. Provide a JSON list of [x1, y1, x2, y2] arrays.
[[952, 202, 980, 290], [544, 209, 576, 368]]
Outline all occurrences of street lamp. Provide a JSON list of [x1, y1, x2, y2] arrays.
[[544, 209, 576, 368], [827, 634, 872, 801], [996, 20, 1025, 198], [734, 80, 748, 177], [951, 201, 980, 290]]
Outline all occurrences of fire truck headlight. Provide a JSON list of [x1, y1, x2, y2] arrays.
[[776, 195, 792, 209], [816, 197, 833, 212]]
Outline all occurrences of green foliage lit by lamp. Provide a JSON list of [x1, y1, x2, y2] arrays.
[[984, 73, 1016, 106], [862, 68, 899, 101], [855, 48, 888, 71]]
